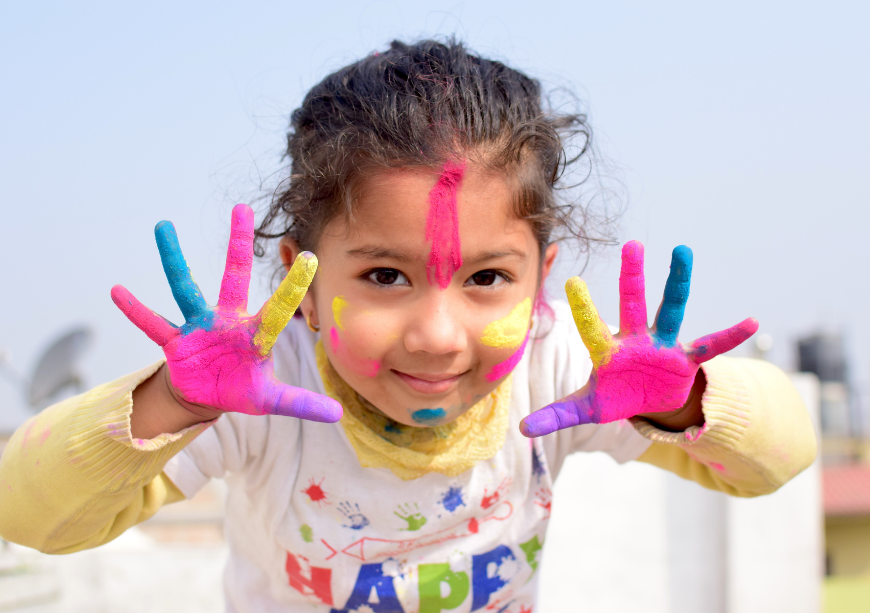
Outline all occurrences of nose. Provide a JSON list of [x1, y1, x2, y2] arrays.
[[403, 291, 468, 356]]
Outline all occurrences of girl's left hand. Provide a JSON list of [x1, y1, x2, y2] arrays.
[[520, 240, 758, 438]]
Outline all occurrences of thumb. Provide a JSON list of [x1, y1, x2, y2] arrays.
[[520, 390, 597, 438], [264, 380, 343, 422]]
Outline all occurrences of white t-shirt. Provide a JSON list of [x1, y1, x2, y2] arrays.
[[164, 301, 651, 612]]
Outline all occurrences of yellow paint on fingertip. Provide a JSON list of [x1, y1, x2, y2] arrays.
[[481, 298, 532, 349], [565, 277, 614, 368], [332, 296, 349, 331], [254, 252, 318, 355]]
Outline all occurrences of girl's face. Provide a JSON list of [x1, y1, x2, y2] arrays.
[[283, 164, 558, 427]]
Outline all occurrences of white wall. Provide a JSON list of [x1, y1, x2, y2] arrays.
[[539, 372, 822, 613]]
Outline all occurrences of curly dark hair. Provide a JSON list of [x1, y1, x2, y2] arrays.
[[255, 38, 616, 261]]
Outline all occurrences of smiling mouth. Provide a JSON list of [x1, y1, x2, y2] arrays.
[[391, 370, 466, 395]]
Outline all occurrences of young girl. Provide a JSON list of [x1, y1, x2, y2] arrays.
[[0, 40, 816, 612]]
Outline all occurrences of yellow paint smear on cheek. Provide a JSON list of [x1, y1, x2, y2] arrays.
[[481, 298, 532, 349], [332, 296, 349, 330]]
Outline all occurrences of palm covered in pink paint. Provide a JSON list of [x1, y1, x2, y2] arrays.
[[520, 241, 758, 437], [111, 204, 342, 422]]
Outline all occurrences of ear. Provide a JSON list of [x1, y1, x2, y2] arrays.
[[540, 243, 559, 285], [279, 238, 320, 329]]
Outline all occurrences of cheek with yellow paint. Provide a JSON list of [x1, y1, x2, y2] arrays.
[[480, 298, 534, 382], [326, 295, 388, 377], [480, 298, 532, 349]]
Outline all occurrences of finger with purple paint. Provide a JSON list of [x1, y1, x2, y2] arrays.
[[112, 203, 342, 423], [521, 240, 757, 438]]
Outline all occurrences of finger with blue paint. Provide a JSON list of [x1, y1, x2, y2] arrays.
[[652, 245, 693, 347], [154, 220, 211, 325]]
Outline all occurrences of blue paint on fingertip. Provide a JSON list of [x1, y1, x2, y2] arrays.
[[155, 220, 209, 323], [655, 245, 694, 347], [410, 408, 446, 424]]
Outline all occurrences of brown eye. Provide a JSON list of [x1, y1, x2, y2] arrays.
[[367, 268, 409, 286], [472, 271, 497, 286], [467, 270, 507, 287]]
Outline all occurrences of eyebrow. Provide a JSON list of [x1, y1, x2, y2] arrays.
[[345, 246, 528, 265], [345, 246, 416, 262], [464, 249, 529, 266]]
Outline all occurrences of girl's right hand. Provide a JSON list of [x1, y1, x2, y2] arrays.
[[111, 204, 343, 425]]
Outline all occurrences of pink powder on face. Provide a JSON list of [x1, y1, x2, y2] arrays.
[[486, 332, 530, 382], [425, 162, 465, 289], [533, 288, 554, 323], [709, 462, 726, 473], [329, 327, 380, 378]]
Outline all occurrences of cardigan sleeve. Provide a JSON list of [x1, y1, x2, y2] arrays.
[[0, 360, 213, 554], [632, 356, 818, 497]]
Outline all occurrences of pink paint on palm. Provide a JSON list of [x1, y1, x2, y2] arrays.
[[486, 332, 530, 382], [111, 204, 342, 423], [329, 327, 380, 377], [160, 322, 310, 416], [520, 240, 759, 438], [425, 162, 465, 289]]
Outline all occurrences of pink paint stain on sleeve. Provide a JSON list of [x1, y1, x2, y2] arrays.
[[329, 327, 380, 378], [425, 161, 465, 289], [21, 421, 36, 447], [486, 332, 530, 382]]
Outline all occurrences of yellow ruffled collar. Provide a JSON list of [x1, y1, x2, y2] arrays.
[[315, 342, 511, 480]]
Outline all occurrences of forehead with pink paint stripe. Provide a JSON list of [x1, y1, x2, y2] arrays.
[[425, 162, 465, 289]]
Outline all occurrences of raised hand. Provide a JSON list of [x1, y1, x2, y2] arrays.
[[520, 240, 757, 438], [111, 204, 342, 423]]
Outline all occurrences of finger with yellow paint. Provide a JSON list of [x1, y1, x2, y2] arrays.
[[565, 277, 614, 368], [253, 252, 319, 355]]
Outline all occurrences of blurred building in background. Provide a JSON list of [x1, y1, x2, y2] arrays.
[[797, 331, 870, 609], [798, 332, 866, 461]]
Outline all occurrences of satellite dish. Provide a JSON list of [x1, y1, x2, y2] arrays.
[[27, 327, 93, 410]]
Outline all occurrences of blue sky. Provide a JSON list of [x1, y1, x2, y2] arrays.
[[1, 1, 867, 429]]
